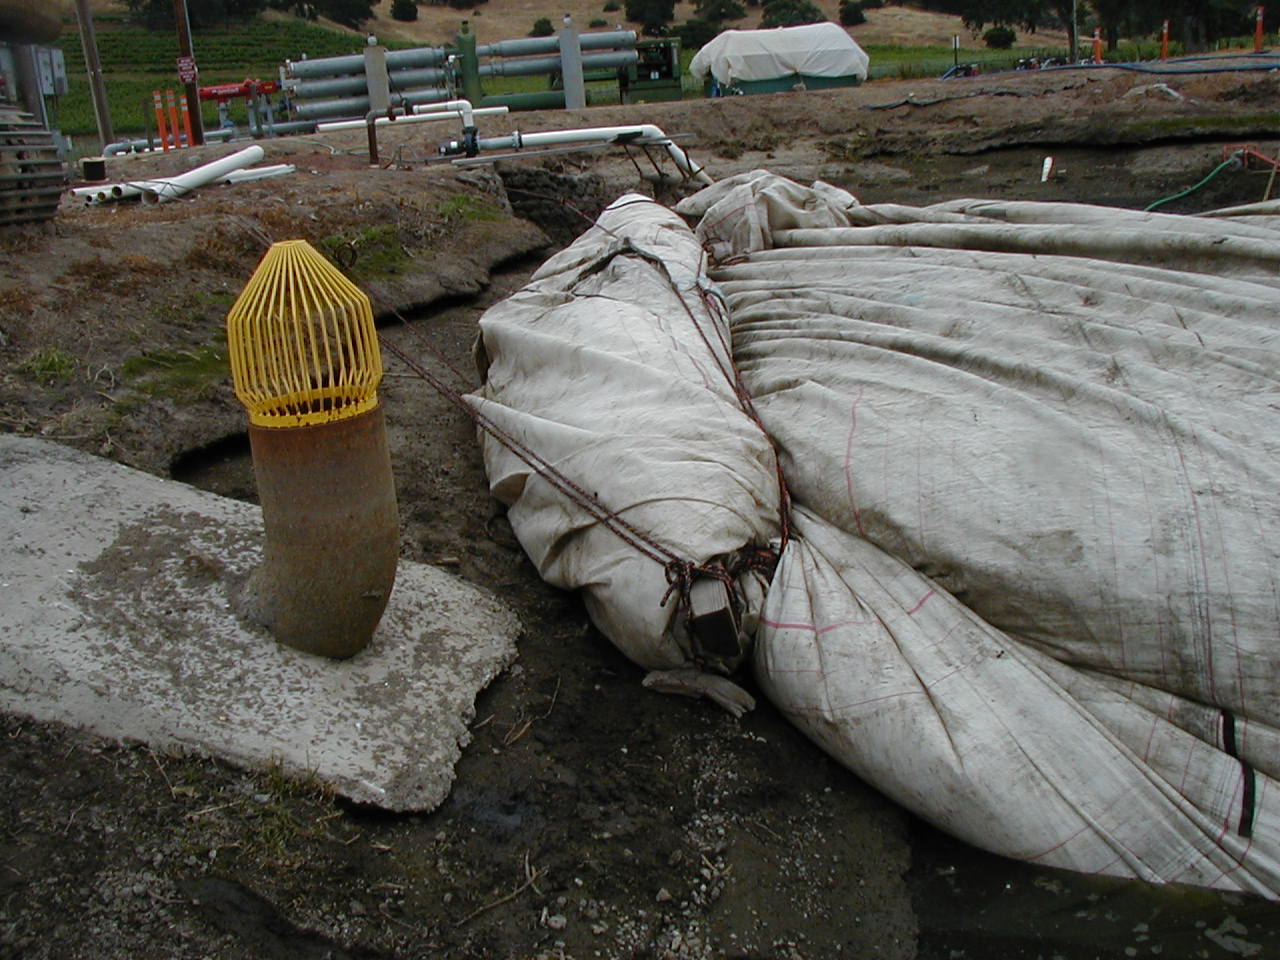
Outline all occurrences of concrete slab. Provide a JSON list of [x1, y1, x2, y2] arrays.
[[0, 435, 520, 811]]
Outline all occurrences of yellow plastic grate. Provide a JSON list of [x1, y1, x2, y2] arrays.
[[226, 239, 382, 428]]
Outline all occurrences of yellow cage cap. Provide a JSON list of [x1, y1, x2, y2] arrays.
[[227, 239, 382, 428]]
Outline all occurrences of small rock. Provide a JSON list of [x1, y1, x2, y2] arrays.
[[656, 888, 672, 903], [545, 913, 568, 931]]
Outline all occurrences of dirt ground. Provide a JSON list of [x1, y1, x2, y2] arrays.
[[3, 64, 1280, 960]]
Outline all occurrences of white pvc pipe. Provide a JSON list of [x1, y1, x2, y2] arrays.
[[413, 102, 509, 118], [136, 145, 266, 203], [478, 124, 712, 184], [83, 145, 266, 205], [216, 164, 297, 184], [411, 99, 478, 126], [315, 103, 507, 134], [72, 160, 294, 201]]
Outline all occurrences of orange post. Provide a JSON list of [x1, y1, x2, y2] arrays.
[[1256, 6, 1265, 53], [179, 92, 194, 150], [1092, 28, 1103, 64], [153, 90, 170, 152], [1160, 19, 1170, 60], [166, 90, 181, 148]]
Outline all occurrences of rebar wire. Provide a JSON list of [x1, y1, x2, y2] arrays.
[[379, 210, 792, 593], [232, 192, 794, 618]]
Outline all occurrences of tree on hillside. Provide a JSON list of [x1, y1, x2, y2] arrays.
[[839, 0, 866, 25], [266, 0, 377, 28], [695, 0, 747, 22], [313, 0, 378, 27], [625, 0, 677, 32], [391, 0, 418, 19], [956, 0, 1257, 56], [759, 0, 825, 27], [124, 0, 266, 28], [675, 17, 722, 46]]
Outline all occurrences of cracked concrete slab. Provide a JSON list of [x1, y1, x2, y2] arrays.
[[0, 435, 520, 811]]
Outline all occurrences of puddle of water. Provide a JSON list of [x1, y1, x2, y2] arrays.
[[910, 820, 1280, 959]]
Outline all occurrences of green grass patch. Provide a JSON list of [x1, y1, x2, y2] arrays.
[[318, 224, 409, 280], [863, 43, 1072, 79], [18, 347, 76, 383], [437, 193, 506, 222], [1112, 111, 1280, 136], [121, 342, 229, 401]]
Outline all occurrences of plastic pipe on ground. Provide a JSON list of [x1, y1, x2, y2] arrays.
[[216, 164, 296, 184], [83, 145, 266, 205], [473, 124, 713, 184], [77, 164, 294, 197]]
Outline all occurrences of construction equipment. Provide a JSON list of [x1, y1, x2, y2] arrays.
[[0, 1, 68, 226]]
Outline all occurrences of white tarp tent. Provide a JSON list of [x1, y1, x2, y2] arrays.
[[468, 173, 1280, 898], [688, 22, 870, 86]]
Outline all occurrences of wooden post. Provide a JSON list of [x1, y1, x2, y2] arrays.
[[172, 0, 205, 145], [73, 0, 114, 150]]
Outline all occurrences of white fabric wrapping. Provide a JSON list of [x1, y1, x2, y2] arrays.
[[687, 23, 870, 86], [761, 507, 1279, 896], [468, 196, 781, 670], [471, 173, 1280, 897]]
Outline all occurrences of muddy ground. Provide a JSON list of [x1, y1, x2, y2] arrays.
[[3, 64, 1280, 959]]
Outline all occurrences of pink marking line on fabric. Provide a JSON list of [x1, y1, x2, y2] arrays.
[[760, 589, 937, 635], [844, 389, 866, 536]]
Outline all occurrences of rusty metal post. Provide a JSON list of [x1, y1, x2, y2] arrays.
[[238, 406, 398, 659]]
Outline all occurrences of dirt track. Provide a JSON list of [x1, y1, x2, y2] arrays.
[[3, 64, 1280, 959]]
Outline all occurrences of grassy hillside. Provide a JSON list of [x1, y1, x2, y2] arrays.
[[51, 9, 1076, 144], [53, 15, 382, 141]]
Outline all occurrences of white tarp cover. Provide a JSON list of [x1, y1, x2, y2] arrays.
[[469, 175, 1280, 898], [687, 23, 870, 86]]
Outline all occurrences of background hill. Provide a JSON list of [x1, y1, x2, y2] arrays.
[[79, 0, 1069, 52]]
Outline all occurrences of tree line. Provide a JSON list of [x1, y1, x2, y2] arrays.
[[125, 0, 1272, 51], [922, 0, 1270, 56]]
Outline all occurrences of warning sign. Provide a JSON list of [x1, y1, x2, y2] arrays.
[[176, 56, 199, 84]]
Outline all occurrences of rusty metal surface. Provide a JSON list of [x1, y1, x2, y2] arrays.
[[239, 404, 399, 658], [0, 107, 66, 228]]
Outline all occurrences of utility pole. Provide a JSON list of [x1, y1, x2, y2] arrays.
[[1070, 0, 1078, 63], [172, 0, 205, 145], [73, 0, 114, 150]]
